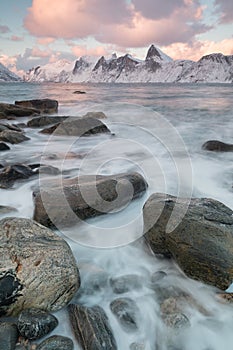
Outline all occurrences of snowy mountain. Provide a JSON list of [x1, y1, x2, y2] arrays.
[[0, 62, 21, 82], [24, 45, 233, 84]]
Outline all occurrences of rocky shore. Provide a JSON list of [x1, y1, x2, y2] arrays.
[[0, 98, 232, 349]]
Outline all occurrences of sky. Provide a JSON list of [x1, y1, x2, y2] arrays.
[[0, 0, 233, 77]]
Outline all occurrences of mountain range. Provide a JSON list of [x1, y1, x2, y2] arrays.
[[1, 45, 233, 83]]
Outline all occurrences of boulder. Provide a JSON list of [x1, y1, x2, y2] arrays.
[[0, 142, 10, 151], [143, 193, 233, 290], [110, 297, 139, 331], [0, 103, 39, 119], [15, 99, 58, 114], [202, 140, 233, 152], [33, 172, 148, 228], [0, 217, 80, 316], [0, 164, 35, 189], [0, 322, 18, 350], [0, 130, 30, 144], [17, 308, 58, 340], [83, 111, 107, 119], [40, 116, 110, 136], [68, 304, 117, 350], [27, 116, 68, 128], [36, 335, 74, 350]]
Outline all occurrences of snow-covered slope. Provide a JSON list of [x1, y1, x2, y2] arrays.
[[24, 45, 233, 84], [0, 62, 21, 82]]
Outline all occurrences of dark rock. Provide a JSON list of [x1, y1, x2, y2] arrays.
[[17, 308, 58, 340], [202, 140, 233, 152], [40, 116, 110, 136], [33, 172, 147, 228], [0, 142, 10, 151], [0, 164, 35, 189], [0, 205, 17, 214], [73, 90, 86, 94], [36, 335, 74, 350], [0, 123, 22, 132], [15, 99, 58, 114], [0, 322, 18, 350], [0, 103, 39, 119], [110, 274, 142, 294], [144, 193, 233, 290], [29, 164, 60, 176], [110, 297, 139, 331], [27, 116, 68, 128], [150, 271, 167, 287], [0, 217, 80, 316], [68, 304, 117, 350], [0, 130, 30, 144]]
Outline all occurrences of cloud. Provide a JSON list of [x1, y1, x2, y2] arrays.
[[71, 45, 108, 57], [11, 35, 24, 42], [24, 0, 210, 47], [0, 54, 24, 77], [214, 0, 233, 23], [162, 38, 233, 61], [0, 25, 10, 34], [37, 37, 55, 45]]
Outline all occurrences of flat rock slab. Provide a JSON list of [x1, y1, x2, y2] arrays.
[[0, 217, 80, 316], [202, 140, 233, 152], [0, 130, 30, 144], [143, 193, 233, 290], [0, 103, 39, 119], [68, 304, 117, 350], [27, 116, 68, 128], [40, 116, 110, 136], [33, 172, 148, 228], [15, 99, 58, 114]]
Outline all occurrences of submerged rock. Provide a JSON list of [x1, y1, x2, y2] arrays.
[[27, 116, 68, 128], [110, 297, 139, 331], [110, 274, 142, 294], [40, 116, 110, 136], [202, 140, 233, 152], [0, 205, 17, 214], [0, 217, 80, 316], [15, 99, 58, 114], [144, 193, 233, 290], [17, 308, 58, 340], [0, 322, 18, 350], [130, 343, 145, 350], [33, 172, 148, 228], [0, 130, 30, 144], [162, 312, 190, 329], [68, 304, 117, 350], [36, 335, 74, 350], [0, 102, 39, 119]]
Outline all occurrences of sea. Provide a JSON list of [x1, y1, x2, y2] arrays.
[[0, 82, 233, 349]]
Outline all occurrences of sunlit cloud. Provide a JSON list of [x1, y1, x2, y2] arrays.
[[36, 37, 55, 45], [11, 35, 24, 42]]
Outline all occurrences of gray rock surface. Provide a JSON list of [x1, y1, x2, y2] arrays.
[[15, 99, 58, 114], [144, 193, 233, 290], [0, 103, 39, 119], [33, 172, 147, 228], [36, 335, 74, 350], [0, 130, 30, 144], [27, 116, 68, 128], [0, 322, 18, 350], [0, 217, 80, 316]]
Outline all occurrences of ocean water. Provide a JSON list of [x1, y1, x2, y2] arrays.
[[0, 82, 233, 349]]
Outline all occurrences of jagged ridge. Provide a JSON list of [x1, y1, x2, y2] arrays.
[[0, 63, 21, 82]]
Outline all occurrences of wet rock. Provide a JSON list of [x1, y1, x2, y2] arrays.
[[17, 308, 58, 340], [36, 335, 74, 350], [110, 274, 142, 294], [0, 123, 23, 132], [73, 90, 86, 94], [0, 142, 10, 151], [0, 130, 30, 144], [0, 217, 80, 316], [216, 292, 233, 303], [0, 103, 39, 119], [68, 304, 117, 350], [83, 111, 107, 119], [27, 116, 68, 128], [33, 172, 147, 228], [0, 205, 17, 214], [202, 140, 233, 152], [0, 322, 18, 350], [144, 193, 233, 290], [0, 164, 35, 189], [15, 99, 58, 114], [162, 313, 190, 329], [150, 271, 167, 288], [110, 297, 139, 331], [29, 163, 60, 176], [40, 116, 110, 136]]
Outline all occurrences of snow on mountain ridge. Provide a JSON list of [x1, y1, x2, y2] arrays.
[[0, 62, 21, 82], [24, 45, 233, 83]]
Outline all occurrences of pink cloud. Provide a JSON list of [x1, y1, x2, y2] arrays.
[[71, 45, 108, 57], [0, 54, 24, 77], [30, 47, 51, 58], [214, 0, 233, 23], [162, 38, 233, 61], [37, 37, 55, 45], [24, 0, 209, 47], [11, 35, 23, 41]]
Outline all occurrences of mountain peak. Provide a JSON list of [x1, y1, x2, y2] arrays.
[[145, 44, 173, 62]]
